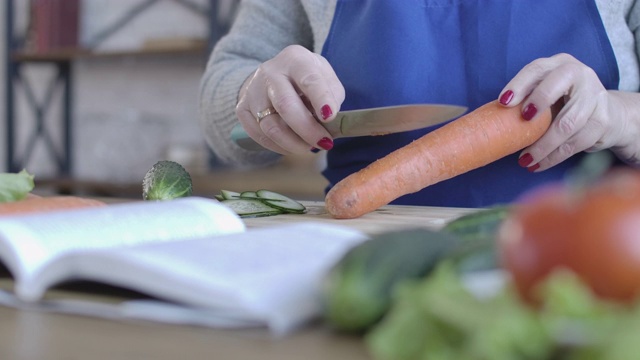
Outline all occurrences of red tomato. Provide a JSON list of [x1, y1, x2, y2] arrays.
[[498, 184, 578, 303], [498, 168, 640, 304], [571, 170, 640, 301]]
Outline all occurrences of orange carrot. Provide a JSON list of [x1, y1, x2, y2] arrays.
[[0, 196, 106, 216], [325, 100, 552, 219]]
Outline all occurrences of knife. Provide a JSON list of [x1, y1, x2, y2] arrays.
[[231, 103, 467, 151]]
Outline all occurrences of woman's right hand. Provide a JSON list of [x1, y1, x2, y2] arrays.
[[235, 45, 346, 154]]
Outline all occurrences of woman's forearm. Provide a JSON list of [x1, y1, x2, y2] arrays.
[[198, 0, 315, 167]]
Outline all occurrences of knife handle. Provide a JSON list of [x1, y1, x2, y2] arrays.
[[230, 124, 266, 151]]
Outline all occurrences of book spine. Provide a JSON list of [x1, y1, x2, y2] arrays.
[[50, 0, 60, 50], [64, 0, 80, 49], [31, 0, 80, 53], [33, 0, 49, 53], [56, 0, 79, 50]]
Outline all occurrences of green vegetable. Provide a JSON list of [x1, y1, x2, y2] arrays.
[[442, 205, 510, 242], [216, 189, 306, 218], [322, 228, 461, 332], [367, 264, 640, 360], [0, 169, 35, 203], [221, 199, 283, 218], [321, 207, 512, 333], [142, 160, 193, 200], [219, 189, 241, 200], [254, 189, 306, 213], [367, 263, 552, 360], [442, 205, 511, 272]]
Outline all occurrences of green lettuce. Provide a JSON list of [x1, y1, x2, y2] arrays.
[[367, 263, 640, 360], [0, 169, 35, 203]]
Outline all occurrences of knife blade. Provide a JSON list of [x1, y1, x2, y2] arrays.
[[231, 103, 467, 151]]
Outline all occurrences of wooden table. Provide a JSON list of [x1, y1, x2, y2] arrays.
[[0, 202, 475, 360]]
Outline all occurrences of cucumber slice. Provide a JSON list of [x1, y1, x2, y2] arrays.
[[220, 190, 241, 200], [221, 199, 282, 218], [215, 189, 306, 217], [238, 190, 285, 202], [240, 191, 257, 198], [256, 189, 306, 213]]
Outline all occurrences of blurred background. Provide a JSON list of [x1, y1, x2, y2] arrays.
[[1, 0, 327, 200]]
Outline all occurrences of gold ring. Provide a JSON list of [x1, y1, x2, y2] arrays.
[[256, 106, 278, 123]]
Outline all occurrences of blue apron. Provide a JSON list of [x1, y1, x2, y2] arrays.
[[321, 0, 619, 207]]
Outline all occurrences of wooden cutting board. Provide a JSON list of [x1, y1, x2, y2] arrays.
[[243, 201, 477, 235]]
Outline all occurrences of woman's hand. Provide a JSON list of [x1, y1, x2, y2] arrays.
[[498, 53, 640, 171], [236, 45, 345, 154]]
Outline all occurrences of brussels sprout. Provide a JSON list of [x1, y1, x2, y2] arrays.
[[142, 160, 193, 201]]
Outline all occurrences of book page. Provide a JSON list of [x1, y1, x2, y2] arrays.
[[0, 197, 245, 285], [27, 222, 368, 335]]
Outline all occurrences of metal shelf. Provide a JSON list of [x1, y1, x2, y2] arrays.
[[4, 0, 234, 175], [11, 43, 208, 62]]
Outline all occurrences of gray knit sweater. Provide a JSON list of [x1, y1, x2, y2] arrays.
[[199, 0, 640, 168]]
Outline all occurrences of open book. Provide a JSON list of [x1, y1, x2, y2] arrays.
[[0, 197, 368, 335]]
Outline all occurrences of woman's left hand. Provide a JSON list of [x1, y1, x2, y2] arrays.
[[498, 53, 640, 171]]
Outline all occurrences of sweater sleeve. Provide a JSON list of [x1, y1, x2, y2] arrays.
[[198, 0, 314, 168], [596, 0, 640, 92], [623, 0, 640, 91]]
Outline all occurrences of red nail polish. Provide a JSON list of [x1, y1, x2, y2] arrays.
[[518, 153, 533, 167], [527, 163, 540, 173], [499, 90, 514, 105], [522, 103, 538, 121], [321, 105, 333, 120], [317, 137, 333, 150]]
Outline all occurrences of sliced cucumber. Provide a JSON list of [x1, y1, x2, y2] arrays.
[[215, 189, 306, 218], [220, 189, 241, 200], [240, 191, 258, 198], [256, 189, 306, 213], [221, 199, 283, 218], [238, 191, 284, 202]]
